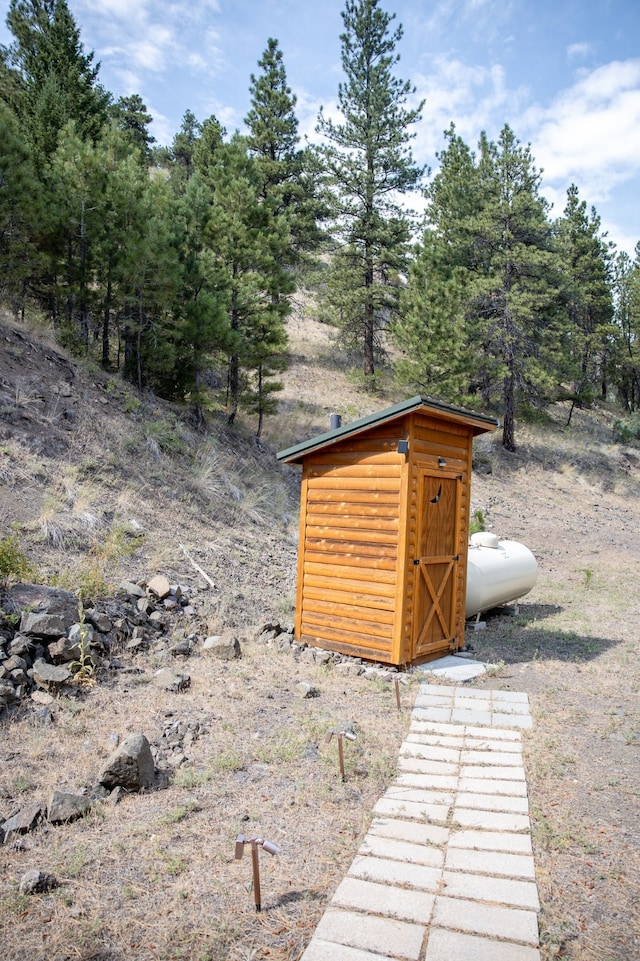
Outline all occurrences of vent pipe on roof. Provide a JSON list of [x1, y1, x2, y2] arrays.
[[330, 414, 342, 430]]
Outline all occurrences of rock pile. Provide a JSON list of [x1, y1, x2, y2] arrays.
[[0, 579, 200, 712]]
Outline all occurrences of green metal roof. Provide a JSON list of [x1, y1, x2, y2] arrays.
[[277, 395, 499, 464]]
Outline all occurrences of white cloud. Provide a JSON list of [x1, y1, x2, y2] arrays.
[[567, 42, 591, 61], [524, 59, 640, 203]]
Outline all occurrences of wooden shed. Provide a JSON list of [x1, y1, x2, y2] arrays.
[[277, 396, 498, 666]]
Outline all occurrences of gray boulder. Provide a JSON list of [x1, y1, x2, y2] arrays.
[[98, 733, 155, 791], [152, 668, 191, 692], [203, 636, 241, 660], [19, 869, 58, 894], [47, 791, 92, 824], [2, 801, 45, 838], [32, 659, 72, 689]]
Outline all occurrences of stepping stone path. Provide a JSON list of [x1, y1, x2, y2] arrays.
[[300, 683, 540, 961]]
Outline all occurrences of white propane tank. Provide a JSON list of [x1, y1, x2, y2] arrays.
[[465, 532, 538, 618]]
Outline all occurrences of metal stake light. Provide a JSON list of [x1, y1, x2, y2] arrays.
[[234, 835, 280, 911], [326, 728, 357, 780]]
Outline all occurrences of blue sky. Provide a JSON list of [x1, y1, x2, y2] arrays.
[[2, 0, 639, 254]]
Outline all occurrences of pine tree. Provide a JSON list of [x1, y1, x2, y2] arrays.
[[0, 101, 45, 312], [196, 132, 292, 432], [1, 0, 110, 167], [466, 126, 562, 450], [245, 38, 325, 267], [555, 184, 614, 416], [611, 247, 640, 412], [393, 125, 479, 400], [316, 0, 424, 380], [170, 110, 202, 185], [110, 94, 156, 164], [393, 231, 472, 400]]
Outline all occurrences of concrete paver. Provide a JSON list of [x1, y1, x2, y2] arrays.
[[332, 876, 436, 924], [314, 908, 426, 960], [299, 682, 541, 961], [424, 928, 541, 961]]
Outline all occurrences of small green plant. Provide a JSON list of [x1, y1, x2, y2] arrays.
[[469, 508, 485, 536], [142, 417, 188, 456], [0, 532, 35, 588], [613, 417, 640, 445], [13, 774, 34, 794], [69, 600, 96, 686], [582, 567, 594, 588]]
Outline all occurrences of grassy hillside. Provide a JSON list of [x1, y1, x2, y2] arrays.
[[1, 303, 640, 961]]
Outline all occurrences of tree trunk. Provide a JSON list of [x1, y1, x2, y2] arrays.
[[102, 275, 111, 368], [502, 373, 516, 452]]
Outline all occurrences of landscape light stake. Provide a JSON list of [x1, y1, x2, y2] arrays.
[[326, 729, 357, 781], [394, 675, 408, 711], [234, 835, 280, 912]]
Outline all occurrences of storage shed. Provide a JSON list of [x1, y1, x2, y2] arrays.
[[277, 396, 498, 666]]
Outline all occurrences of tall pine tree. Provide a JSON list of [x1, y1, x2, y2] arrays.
[[316, 0, 424, 381], [1, 0, 110, 168]]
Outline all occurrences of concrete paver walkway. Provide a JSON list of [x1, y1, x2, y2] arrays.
[[300, 682, 540, 961]]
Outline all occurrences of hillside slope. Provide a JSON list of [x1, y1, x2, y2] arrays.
[[1, 305, 640, 961]]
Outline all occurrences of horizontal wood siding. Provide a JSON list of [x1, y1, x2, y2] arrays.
[[299, 432, 405, 661]]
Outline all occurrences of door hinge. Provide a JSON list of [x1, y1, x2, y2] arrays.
[[413, 558, 420, 565]]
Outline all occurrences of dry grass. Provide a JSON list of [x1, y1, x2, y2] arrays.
[[1, 307, 640, 960], [0, 642, 414, 961]]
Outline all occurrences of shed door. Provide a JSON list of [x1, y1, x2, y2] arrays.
[[413, 471, 461, 658]]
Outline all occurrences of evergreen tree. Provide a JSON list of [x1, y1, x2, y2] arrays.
[[197, 133, 292, 431], [393, 125, 479, 399], [1, 0, 110, 167], [316, 0, 424, 380], [467, 127, 562, 450], [110, 94, 156, 164], [246, 38, 325, 266], [393, 230, 472, 400], [170, 109, 202, 185], [555, 184, 615, 416], [169, 172, 230, 425], [0, 101, 45, 312], [611, 247, 640, 412]]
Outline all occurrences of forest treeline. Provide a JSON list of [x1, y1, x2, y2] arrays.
[[1, 0, 640, 447]]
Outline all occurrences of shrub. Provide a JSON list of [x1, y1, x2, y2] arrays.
[[0, 533, 35, 589]]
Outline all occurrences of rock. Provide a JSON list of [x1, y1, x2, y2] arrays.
[[169, 639, 192, 657], [48, 636, 83, 664], [19, 869, 58, 895], [32, 659, 72, 689], [5, 585, 78, 631], [203, 636, 241, 660], [86, 611, 112, 633], [30, 690, 55, 706], [47, 791, 92, 823], [147, 575, 171, 600], [152, 668, 191, 692], [4, 654, 28, 672], [20, 612, 66, 639], [2, 801, 45, 838], [8, 635, 33, 658], [119, 581, 145, 599], [0, 679, 17, 706], [334, 662, 364, 677], [98, 733, 155, 791], [296, 681, 319, 699]]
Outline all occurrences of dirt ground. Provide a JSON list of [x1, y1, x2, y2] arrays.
[[1, 306, 640, 960]]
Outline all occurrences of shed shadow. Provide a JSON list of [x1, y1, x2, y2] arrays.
[[467, 603, 624, 665]]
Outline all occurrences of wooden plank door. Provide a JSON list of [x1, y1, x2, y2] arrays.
[[412, 471, 461, 659]]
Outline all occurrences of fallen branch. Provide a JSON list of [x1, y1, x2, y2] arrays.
[[179, 543, 215, 589]]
